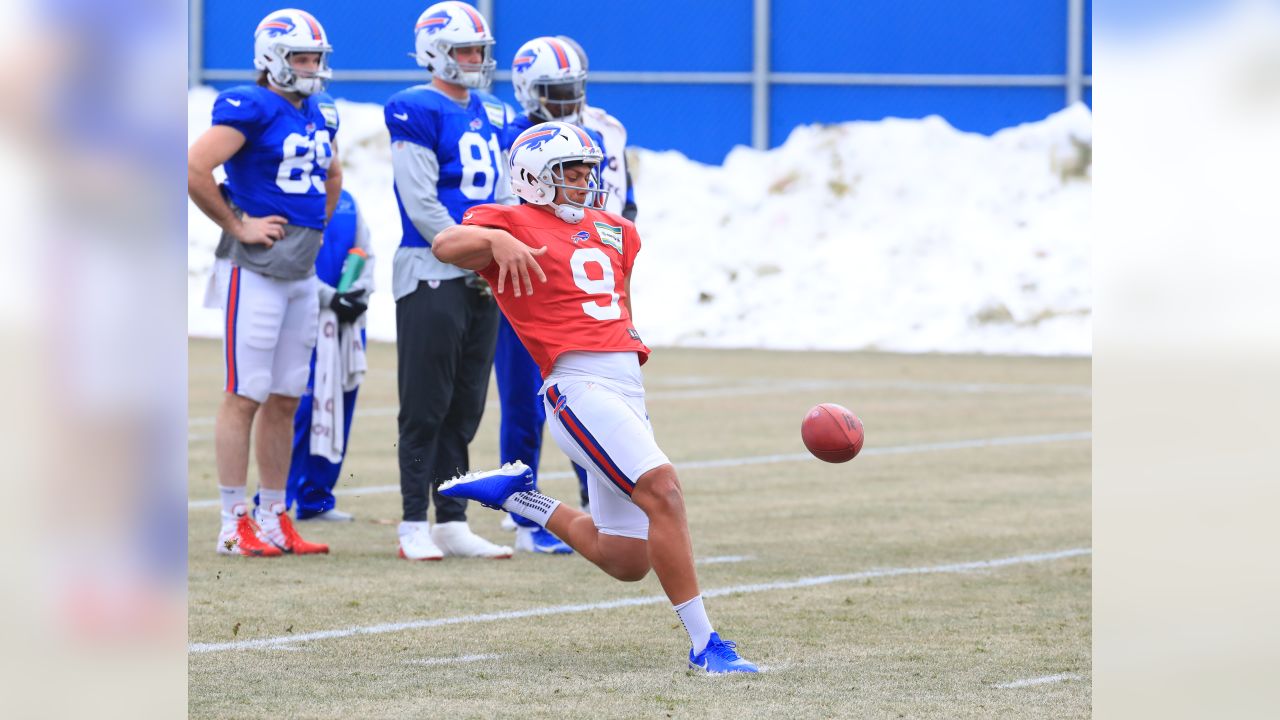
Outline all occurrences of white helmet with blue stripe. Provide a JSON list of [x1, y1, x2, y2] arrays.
[[511, 36, 587, 124], [252, 9, 333, 96], [413, 1, 496, 88], [509, 121, 607, 224]]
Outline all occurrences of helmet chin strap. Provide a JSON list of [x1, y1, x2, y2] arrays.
[[552, 203, 584, 224], [294, 77, 324, 96], [267, 73, 292, 92], [268, 72, 320, 97]]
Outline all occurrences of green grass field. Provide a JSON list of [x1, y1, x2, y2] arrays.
[[188, 338, 1091, 718]]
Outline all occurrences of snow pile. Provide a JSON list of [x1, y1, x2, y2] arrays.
[[189, 87, 1090, 355], [628, 107, 1091, 355]]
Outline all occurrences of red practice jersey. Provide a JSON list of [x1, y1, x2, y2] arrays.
[[463, 203, 651, 378]]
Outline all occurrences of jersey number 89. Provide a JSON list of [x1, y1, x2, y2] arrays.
[[276, 130, 334, 194]]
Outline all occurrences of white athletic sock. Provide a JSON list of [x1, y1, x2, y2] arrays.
[[501, 491, 561, 527], [219, 485, 246, 517], [674, 595, 714, 655], [259, 488, 286, 514]]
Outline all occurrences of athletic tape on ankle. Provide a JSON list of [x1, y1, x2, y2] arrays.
[[502, 491, 560, 527]]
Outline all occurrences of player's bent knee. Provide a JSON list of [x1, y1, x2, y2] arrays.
[[597, 533, 650, 581], [632, 465, 684, 512], [609, 563, 650, 583], [602, 551, 650, 582]]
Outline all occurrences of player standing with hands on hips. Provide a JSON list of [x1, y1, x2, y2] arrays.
[[432, 122, 759, 673], [187, 8, 337, 557], [385, 1, 515, 560]]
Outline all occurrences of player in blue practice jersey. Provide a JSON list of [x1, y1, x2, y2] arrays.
[[493, 36, 639, 553], [386, 1, 515, 560], [188, 9, 338, 557]]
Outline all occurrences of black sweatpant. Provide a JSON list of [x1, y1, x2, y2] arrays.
[[396, 277, 499, 523]]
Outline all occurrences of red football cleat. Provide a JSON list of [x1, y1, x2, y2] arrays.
[[258, 505, 330, 555], [217, 511, 284, 557]]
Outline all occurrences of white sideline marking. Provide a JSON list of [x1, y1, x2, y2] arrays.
[[994, 673, 1082, 689], [405, 653, 502, 667], [188, 430, 1091, 509], [188, 547, 1090, 654], [186, 432, 1089, 508], [697, 555, 754, 565], [186, 377, 1091, 433]]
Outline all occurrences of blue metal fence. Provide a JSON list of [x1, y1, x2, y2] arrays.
[[191, 0, 1091, 164]]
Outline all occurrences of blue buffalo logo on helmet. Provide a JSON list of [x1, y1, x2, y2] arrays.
[[513, 47, 538, 73], [512, 126, 561, 155], [415, 10, 452, 35], [258, 15, 297, 38]]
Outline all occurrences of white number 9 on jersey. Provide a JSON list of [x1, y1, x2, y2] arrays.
[[571, 247, 622, 320]]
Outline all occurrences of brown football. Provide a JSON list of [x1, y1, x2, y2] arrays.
[[801, 403, 865, 463]]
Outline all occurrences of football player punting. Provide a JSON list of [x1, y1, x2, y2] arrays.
[[433, 122, 758, 674], [494, 36, 641, 554], [187, 8, 338, 558]]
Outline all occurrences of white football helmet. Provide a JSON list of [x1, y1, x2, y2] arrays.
[[253, 9, 333, 96], [556, 36, 589, 72], [511, 36, 587, 124], [509, 121, 607, 224], [413, 1, 495, 88]]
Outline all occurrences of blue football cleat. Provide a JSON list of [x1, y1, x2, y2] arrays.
[[688, 633, 759, 674], [438, 462, 534, 510], [519, 526, 572, 554]]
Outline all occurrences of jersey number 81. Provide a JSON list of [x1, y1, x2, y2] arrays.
[[458, 131, 503, 201]]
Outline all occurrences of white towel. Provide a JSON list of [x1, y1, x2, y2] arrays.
[[340, 316, 368, 392], [310, 309, 345, 463]]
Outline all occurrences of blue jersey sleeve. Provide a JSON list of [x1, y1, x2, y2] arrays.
[[211, 86, 267, 138], [385, 92, 438, 149]]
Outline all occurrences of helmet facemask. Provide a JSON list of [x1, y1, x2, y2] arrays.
[[542, 159, 608, 223], [438, 40, 496, 88], [265, 48, 333, 96], [531, 79, 586, 124]]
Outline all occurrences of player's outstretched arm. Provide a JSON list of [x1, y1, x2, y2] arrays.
[[433, 225, 548, 297]]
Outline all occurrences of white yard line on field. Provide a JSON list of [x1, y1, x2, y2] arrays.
[[187, 431, 1090, 509], [186, 376, 1091, 436], [994, 673, 1083, 689], [404, 653, 503, 667], [188, 547, 1090, 654], [696, 555, 754, 565]]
